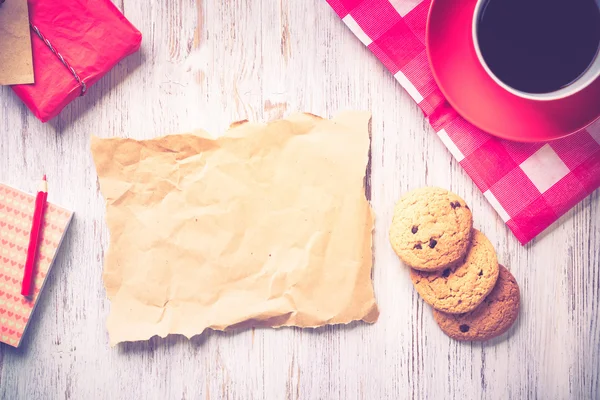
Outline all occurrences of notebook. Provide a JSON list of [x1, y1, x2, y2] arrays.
[[0, 182, 73, 347]]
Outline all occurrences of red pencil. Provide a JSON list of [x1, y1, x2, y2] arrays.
[[21, 175, 48, 297]]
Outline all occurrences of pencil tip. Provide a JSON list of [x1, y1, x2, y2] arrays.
[[43, 174, 47, 181]]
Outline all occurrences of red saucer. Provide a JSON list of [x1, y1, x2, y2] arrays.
[[426, 0, 600, 142]]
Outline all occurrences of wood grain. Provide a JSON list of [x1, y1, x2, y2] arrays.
[[0, 1, 598, 399]]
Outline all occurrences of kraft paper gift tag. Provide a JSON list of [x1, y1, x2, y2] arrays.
[[91, 112, 379, 345], [0, 0, 34, 85]]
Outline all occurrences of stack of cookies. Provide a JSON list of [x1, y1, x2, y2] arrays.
[[389, 187, 520, 341]]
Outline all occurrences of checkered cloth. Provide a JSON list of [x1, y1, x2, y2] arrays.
[[327, 0, 600, 244]]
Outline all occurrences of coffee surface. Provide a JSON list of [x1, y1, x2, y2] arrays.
[[477, 0, 600, 94]]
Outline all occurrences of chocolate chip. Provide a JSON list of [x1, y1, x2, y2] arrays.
[[411, 226, 418, 234], [465, 205, 470, 210], [478, 270, 483, 276], [450, 201, 461, 209], [459, 324, 470, 333], [429, 239, 437, 248], [414, 243, 422, 249], [442, 268, 451, 278]]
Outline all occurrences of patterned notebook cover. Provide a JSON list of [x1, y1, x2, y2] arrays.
[[0, 183, 73, 347]]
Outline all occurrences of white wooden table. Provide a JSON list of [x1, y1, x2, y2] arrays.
[[1, 1, 599, 399]]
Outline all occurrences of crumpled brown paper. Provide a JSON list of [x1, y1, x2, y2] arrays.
[[0, 0, 34, 85], [91, 112, 379, 345]]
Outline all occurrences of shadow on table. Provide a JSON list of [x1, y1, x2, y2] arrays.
[[47, 49, 145, 133], [117, 320, 365, 354]]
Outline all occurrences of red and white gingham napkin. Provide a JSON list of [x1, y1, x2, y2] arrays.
[[327, 0, 600, 244]]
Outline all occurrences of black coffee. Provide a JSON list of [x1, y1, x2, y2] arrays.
[[477, 0, 600, 94]]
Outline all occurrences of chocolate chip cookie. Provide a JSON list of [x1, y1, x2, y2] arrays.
[[433, 265, 520, 341], [389, 187, 473, 271], [410, 229, 499, 314]]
